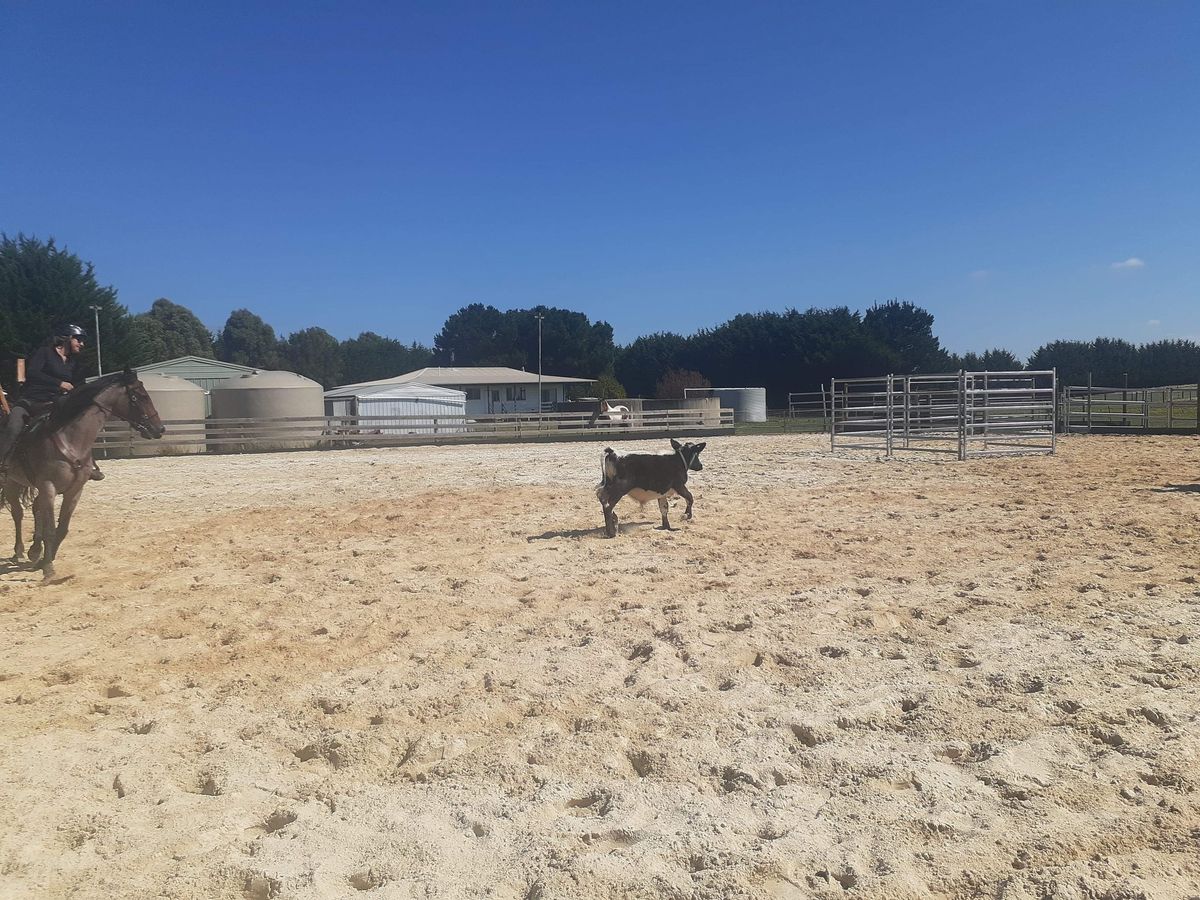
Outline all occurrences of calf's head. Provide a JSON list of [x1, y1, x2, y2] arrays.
[[671, 438, 706, 472]]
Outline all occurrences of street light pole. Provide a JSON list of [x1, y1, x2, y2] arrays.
[[536, 312, 545, 424], [89, 305, 103, 375]]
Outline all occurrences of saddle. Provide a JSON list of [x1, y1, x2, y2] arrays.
[[4, 398, 103, 480]]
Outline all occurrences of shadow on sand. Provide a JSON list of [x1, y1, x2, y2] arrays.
[[527, 522, 656, 542], [1153, 483, 1200, 493]]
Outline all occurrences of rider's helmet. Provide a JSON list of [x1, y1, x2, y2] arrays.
[[53, 324, 86, 344]]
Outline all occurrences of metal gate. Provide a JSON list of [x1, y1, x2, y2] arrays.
[[831, 370, 1056, 459]]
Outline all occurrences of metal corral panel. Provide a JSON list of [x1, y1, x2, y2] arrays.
[[210, 370, 325, 450], [685, 387, 767, 422]]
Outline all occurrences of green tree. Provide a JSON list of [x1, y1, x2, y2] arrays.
[[516, 307, 616, 378], [1133, 339, 1200, 387], [862, 300, 952, 373], [214, 309, 284, 369], [283, 327, 343, 387], [340, 331, 434, 385], [593, 372, 627, 400], [655, 368, 710, 399], [1028, 340, 1094, 386], [954, 348, 1024, 371], [433, 303, 523, 367], [128, 298, 215, 364], [0, 233, 138, 386], [615, 332, 689, 398]]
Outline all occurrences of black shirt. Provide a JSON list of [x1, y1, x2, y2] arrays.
[[22, 344, 81, 404]]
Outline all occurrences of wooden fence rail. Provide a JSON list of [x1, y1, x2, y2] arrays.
[[93, 408, 735, 457]]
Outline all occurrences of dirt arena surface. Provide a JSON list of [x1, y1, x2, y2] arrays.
[[0, 434, 1197, 900]]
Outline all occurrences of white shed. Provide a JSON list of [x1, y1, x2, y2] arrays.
[[324, 381, 467, 434]]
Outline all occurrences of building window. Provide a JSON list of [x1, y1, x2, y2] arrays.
[[505, 386, 526, 401], [463, 388, 480, 400]]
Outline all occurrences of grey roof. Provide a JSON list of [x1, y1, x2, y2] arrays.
[[135, 355, 258, 377], [325, 381, 467, 401], [334, 366, 593, 389]]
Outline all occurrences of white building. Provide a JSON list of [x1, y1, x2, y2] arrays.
[[323, 381, 467, 434], [332, 367, 594, 417]]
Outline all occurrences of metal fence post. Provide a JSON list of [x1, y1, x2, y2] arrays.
[[957, 370, 967, 460]]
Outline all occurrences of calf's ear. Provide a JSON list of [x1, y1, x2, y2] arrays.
[[696, 442, 706, 452], [670, 438, 682, 450]]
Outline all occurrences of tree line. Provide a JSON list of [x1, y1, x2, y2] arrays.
[[2, 234, 1196, 404]]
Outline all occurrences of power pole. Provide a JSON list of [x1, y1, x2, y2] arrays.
[[535, 312, 544, 422], [89, 305, 103, 375]]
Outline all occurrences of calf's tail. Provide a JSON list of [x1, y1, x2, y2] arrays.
[[601, 447, 618, 482]]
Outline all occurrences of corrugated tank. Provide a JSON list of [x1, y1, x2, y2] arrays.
[[209, 370, 325, 451], [685, 387, 768, 422]]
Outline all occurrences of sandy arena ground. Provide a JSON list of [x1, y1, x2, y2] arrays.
[[0, 434, 1197, 900]]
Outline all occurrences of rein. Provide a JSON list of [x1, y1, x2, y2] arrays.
[[46, 382, 148, 472]]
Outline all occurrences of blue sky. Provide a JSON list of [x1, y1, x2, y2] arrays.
[[3, 2, 1197, 358]]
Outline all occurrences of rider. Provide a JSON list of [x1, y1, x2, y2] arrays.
[[0, 324, 103, 480]]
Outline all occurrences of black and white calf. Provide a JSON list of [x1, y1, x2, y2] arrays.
[[595, 438, 707, 537]]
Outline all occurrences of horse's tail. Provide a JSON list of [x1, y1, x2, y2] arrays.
[[0, 483, 32, 511]]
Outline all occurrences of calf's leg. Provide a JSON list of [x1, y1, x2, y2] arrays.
[[657, 497, 672, 530], [677, 485, 695, 520]]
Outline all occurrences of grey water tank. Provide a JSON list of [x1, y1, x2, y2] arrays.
[[138, 373, 207, 455], [685, 387, 768, 422], [99, 372, 207, 457], [209, 370, 325, 451]]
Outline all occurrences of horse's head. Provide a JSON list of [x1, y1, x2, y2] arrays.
[[117, 367, 166, 439]]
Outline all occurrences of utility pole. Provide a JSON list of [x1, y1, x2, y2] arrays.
[[89, 305, 103, 375], [535, 312, 545, 423]]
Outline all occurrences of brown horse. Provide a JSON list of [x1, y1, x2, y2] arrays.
[[2, 368, 165, 581]]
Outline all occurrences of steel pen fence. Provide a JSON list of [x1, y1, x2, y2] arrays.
[[830, 370, 1056, 459]]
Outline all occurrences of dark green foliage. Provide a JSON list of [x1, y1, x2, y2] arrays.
[[862, 299, 953, 374], [339, 332, 434, 385], [214, 309, 284, 369], [283, 327, 343, 388], [953, 348, 1024, 371], [592, 372, 627, 400], [1133, 339, 1200, 387], [127, 298, 216, 365], [433, 303, 523, 367], [0, 234, 140, 387], [433, 303, 616, 378], [614, 332, 689, 398], [655, 368, 710, 399], [1029, 337, 1198, 388]]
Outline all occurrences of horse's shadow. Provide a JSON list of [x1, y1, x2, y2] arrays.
[[1153, 483, 1200, 493]]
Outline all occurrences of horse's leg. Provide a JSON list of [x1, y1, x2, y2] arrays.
[[28, 491, 43, 565], [32, 483, 57, 580], [50, 481, 86, 567], [5, 482, 25, 562]]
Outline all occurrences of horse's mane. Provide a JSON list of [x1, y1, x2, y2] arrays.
[[47, 371, 130, 429]]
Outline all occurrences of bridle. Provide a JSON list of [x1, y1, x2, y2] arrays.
[[91, 381, 159, 438]]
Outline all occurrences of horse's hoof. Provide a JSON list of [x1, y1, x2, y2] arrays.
[[40, 565, 55, 581]]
